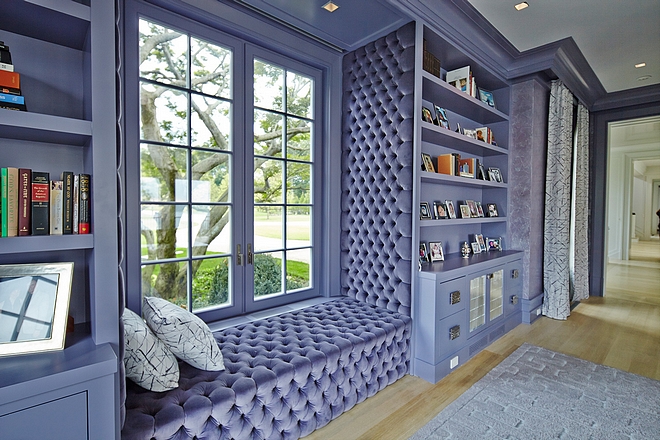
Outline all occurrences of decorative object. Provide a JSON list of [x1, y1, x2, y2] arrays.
[[419, 242, 429, 263], [445, 200, 456, 219], [461, 241, 471, 258], [476, 234, 486, 252], [428, 241, 444, 262], [488, 167, 503, 183], [420, 201, 433, 219], [434, 105, 450, 129], [421, 153, 435, 173], [0, 262, 74, 356], [471, 242, 481, 254], [459, 204, 471, 219], [421, 106, 434, 123], [433, 201, 447, 219], [486, 236, 502, 251], [486, 203, 499, 217], [478, 88, 496, 107]]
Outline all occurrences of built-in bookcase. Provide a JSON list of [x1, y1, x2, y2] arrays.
[[0, 1, 118, 437]]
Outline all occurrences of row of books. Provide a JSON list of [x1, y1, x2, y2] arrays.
[[445, 65, 497, 110], [0, 168, 90, 237], [422, 152, 505, 183], [0, 40, 27, 111]]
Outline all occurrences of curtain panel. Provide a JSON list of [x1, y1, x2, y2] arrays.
[[571, 103, 590, 301]]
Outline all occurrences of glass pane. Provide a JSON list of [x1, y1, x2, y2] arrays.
[[192, 205, 231, 255], [142, 262, 188, 309], [191, 150, 230, 203], [141, 205, 189, 261], [254, 110, 283, 158], [254, 206, 283, 252], [254, 252, 283, 298], [286, 248, 311, 291], [139, 19, 187, 86], [469, 275, 486, 332], [191, 95, 232, 150], [490, 270, 504, 320], [286, 118, 312, 160], [286, 71, 312, 118], [190, 37, 232, 98], [287, 206, 311, 247], [287, 162, 311, 204], [254, 59, 284, 112], [140, 82, 189, 145], [141, 144, 188, 202], [192, 256, 231, 311], [254, 158, 283, 203]]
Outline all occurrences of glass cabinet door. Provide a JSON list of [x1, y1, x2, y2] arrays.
[[489, 269, 504, 321], [469, 275, 486, 332]]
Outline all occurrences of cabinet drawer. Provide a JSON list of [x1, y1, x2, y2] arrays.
[[504, 260, 522, 316], [417, 310, 465, 364], [430, 277, 467, 321]]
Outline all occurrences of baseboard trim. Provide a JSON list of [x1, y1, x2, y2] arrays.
[[521, 295, 543, 324]]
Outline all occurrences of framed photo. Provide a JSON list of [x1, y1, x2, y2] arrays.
[[422, 106, 434, 123], [475, 127, 489, 143], [433, 201, 448, 219], [488, 167, 503, 183], [487, 203, 499, 217], [476, 234, 486, 252], [486, 237, 502, 252], [471, 242, 481, 254], [466, 200, 479, 218], [479, 89, 496, 108], [476, 201, 485, 218], [419, 242, 429, 262], [459, 204, 471, 219], [420, 202, 433, 220], [445, 200, 456, 219], [0, 262, 74, 357], [434, 105, 451, 130], [428, 241, 445, 262], [477, 163, 488, 180], [455, 122, 462, 135], [421, 153, 436, 173]]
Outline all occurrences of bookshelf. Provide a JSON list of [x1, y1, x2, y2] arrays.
[[0, 1, 118, 437], [413, 22, 522, 383]]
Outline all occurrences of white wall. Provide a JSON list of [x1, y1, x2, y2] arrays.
[[607, 151, 625, 260]]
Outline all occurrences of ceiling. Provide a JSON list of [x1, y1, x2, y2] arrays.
[[236, 0, 660, 94]]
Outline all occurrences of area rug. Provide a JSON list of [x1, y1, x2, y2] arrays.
[[410, 343, 660, 439]]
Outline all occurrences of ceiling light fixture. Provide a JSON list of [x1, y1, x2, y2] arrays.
[[514, 2, 529, 11], [635, 62, 646, 68], [637, 75, 652, 81], [322, 1, 339, 13]]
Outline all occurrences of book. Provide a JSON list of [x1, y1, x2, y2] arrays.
[[18, 168, 31, 235], [0, 62, 14, 72], [0, 70, 19, 89], [436, 153, 459, 176], [72, 174, 79, 234], [31, 171, 49, 235], [78, 173, 91, 234], [0, 93, 24, 106], [6, 167, 18, 237], [446, 65, 471, 94], [0, 43, 11, 65], [1, 168, 6, 237], [50, 180, 63, 235], [62, 171, 74, 234]]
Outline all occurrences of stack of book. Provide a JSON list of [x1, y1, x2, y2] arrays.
[[0, 41, 27, 111], [446, 65, 477, 99], [1, 168, 91, 237], [435, 153, 483, 179]]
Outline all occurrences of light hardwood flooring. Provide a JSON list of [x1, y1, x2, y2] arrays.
[[306, 240, 660, 440]]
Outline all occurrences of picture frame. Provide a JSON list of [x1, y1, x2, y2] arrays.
[[476, 201, 485, 218], [428, 241, 445, 262], [434, 105, 451, 130], [466, 200, 479, 218], [421, 106, 434, 123], [419, 242, 429, 262], [487, 203, 499, 217], [475, 127, 489, 143], [455, 122, 462, 135], [445, 200, 456, 219], [433, 201, 448, 219], [486, 237, 502, 252], [477, 163, 488, 180], [476, 234, 487, 252], [471, 242, 481, 254], [420, 202, 433, 220], [421, 153, 436, 173], [479, 89, 496, 108], [459, 204, 471, 219], [0, 262, 74, 357], [488, 167, 503, 183]]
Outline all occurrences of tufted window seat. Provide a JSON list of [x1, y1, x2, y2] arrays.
[[122, 297, 412, 439]]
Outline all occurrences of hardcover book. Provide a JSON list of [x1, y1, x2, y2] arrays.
[[50, 180, 63, 235], [72, 174, 79, 234], [18, 168, 31, 235], [1, 168, 6, 237], [31, 171, 49, 235], [6, 167, 18, 236], [446, 65, 471, 94], [78, 173, 91, 234], [62, 171, 73, 234], [0, 68, 19, 88]]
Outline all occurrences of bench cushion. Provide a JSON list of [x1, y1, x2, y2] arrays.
[[122, 297, 411, 439]]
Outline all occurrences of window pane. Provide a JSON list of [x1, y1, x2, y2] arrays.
[[141, 144, 188, 202], [192, 205, 231, 255], [254, 251, 283, 298], [286, 162, 311, 204], [192, 256, 231, 311], [254, 206, 283, 252], [140, 82, 189, 145], [139, 20, 187, 86], [141, 205, 189, 261], [254, 59, 284, 112], [254, 158, 283, 203], [287, 118, 312, 160], [254, 110, 283, 158], [286, 248, 311, 291], [142, 262, 188, 308], [191, 94, 231, 150], [286, 71, 312, 118], [287, 206, 310, 248], [190, 37, 232, 98], [191, 150, 230, 203]]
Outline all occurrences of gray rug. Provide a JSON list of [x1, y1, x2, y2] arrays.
[[410, 343, 660, 439]]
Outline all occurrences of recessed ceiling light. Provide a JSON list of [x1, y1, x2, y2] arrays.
[[635, 62, 646, 68], [637, 75, 652, 81], [322, 1, 339, 12], [514, 2, 529, 11]]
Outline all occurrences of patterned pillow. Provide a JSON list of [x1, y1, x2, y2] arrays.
[[121, 308, 179, 392], [142, 296, 225, 371]]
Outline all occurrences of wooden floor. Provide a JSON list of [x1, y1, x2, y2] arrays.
[[306, 240, 660, 440]]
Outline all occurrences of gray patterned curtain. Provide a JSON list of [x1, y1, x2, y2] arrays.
[[571, 103, 590, 301], [542, 81, 575, 320]]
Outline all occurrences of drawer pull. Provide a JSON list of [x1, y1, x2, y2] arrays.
[[511, 269, 519, 279], [511, 295, 519, 305], [450, 290, 461, 305], [449, 325, 460, 340]]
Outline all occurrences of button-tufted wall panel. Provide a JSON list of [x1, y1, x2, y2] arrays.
[[341, 22, 415, 317]]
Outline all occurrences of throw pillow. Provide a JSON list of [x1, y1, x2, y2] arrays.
[[122, 308, 179, 392], [142, 296, 225, 371]]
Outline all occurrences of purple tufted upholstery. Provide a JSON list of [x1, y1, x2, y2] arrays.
[[341, 22, 415, 317], [122, 297, 411, 439]]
